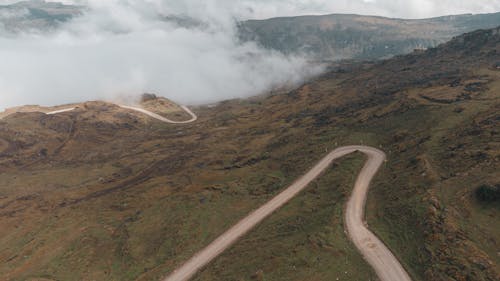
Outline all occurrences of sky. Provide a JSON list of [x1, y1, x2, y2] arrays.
[[0, 0, 500, 110], [27, 0, 500, 19], [227, 0, 500, 19]]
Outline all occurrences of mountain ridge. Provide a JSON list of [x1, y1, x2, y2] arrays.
[[238, 12, 500, 60]]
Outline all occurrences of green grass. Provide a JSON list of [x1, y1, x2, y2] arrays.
[[193, 155, 377, 281], [1, 51, 499, 281]]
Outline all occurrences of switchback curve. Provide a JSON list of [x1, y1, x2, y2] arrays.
[[3, 104, 197, 124], [163, 146, 412, 281]]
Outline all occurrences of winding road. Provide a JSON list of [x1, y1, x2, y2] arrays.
[[163, 146, 412, 281], [44, 104, 197, 123], [2, 102, 411, 281], [118, 105, 197, 124], [2, 104, 197, 124]]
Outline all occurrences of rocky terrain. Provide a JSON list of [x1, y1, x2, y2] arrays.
[[0, 26, 499, 281]]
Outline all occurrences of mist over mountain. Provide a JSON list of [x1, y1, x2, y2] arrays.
[[1, 0, 500, 111], [1, 1, 500, 281], [3, 1, 500, 61], [0, 0, 320, 111]]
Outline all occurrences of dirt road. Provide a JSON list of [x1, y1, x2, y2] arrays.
[[163, 145, 411, 281], [3, 102, 410, 280], [3, 104, 197, 124], [345, 147, 412, 281], [46, 107, 76, 115], [119, 105, 197, 124]]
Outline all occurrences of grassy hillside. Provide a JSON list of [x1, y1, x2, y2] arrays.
[[0, 27, 499, 281]]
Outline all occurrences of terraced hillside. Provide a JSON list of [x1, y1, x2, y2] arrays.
[[0, 27, 499, 281]]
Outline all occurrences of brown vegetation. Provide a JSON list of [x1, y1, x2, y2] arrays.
[[0, 28, 499, 281]]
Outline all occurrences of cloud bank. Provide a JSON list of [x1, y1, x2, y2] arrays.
[[0, 0, 321, 110], [1, 0, 500, 110]]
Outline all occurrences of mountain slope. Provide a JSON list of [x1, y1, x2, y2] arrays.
[[239, 13, 500, 60], [0, 28, 499, 281]]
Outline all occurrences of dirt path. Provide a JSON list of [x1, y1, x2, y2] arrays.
[[163, 146, 412, 281]]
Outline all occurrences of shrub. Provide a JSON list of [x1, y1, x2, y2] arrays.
[[475, 184, 500, 202]]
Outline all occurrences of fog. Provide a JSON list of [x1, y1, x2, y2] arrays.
[[1, 0, 499, 110], [0, 0, 322, 110]]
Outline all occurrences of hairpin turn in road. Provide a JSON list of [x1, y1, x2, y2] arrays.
[[163, 146, 412, 281]]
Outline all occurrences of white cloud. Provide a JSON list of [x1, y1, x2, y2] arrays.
[[0, 0, 499, 109], [0, 0, 321, 109]]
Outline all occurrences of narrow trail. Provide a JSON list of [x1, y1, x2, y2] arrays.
[[163, 146, 412, 281]]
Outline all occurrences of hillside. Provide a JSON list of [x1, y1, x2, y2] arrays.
[[239, 13, 500, 60], [0, 94, 190, 121], [0, 27, 499, 281]]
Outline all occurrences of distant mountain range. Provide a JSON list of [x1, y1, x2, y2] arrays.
[[239, 13, 500, 60]]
